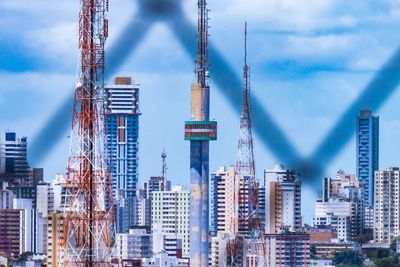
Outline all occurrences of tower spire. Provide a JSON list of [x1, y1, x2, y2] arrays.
[[196, 0, 209, 86], [237, 21, 258, 238], [245, 21, 248, 68]]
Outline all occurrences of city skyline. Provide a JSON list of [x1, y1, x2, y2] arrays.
[[3, 0, 400, 227], [4, 1, 400, 266]]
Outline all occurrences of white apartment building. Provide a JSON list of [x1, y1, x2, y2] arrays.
[[210, 166, 238, 236], [114, 227, 152, 261], [374, 168, 400, 243], [151, 186, 190, 257], [51, 174, 66, 212], [265, 164, 302, 234], [313, 200, 352, 242], [210, 233, 230, 267], [13, 198, 46, 254], [36, 181, 54, 218], [314, 172, 364, 241]]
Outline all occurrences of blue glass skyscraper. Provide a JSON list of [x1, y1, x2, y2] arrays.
[[356, 109, 379, 207], [105, 77, 140, 199]]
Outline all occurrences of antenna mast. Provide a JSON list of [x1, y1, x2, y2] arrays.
[[62, 0, 114, 265], [237, 21, 258, 237], [227, 22, 261, 266], [161, 149, 167, 179]]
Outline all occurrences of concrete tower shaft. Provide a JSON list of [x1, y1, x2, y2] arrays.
[[184, 0, 217, 266]]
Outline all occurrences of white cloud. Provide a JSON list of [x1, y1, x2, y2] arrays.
[[284, 34, 353, 58], [0, 72, 74, 94], [26, 22, 78, 66], [0, 0, 75, 13]]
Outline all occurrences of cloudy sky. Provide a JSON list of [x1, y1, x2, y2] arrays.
[[2, 0, 400, 221]]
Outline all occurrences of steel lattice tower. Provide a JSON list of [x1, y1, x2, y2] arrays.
[[184, 0, 217, 266], [227, 23, 261, 266], [61, 0, 115, 266], [236, 22, 259, 237]]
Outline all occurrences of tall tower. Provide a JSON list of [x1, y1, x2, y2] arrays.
[[184, 0, 217, 265], [236, 22, 258, 237], [226, 23, 260, 266], [62, 0, 114, 266], [356, 109, 379, 207], [105, 76, 140, 199]]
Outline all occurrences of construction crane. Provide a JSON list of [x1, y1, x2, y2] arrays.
[[61, 0, 115, 266], [227, 22, 264, 266]]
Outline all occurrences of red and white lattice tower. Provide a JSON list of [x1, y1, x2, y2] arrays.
[[227, 22, 262, 266], [236, 22, 259, 238], [61, 0, 115, 266]]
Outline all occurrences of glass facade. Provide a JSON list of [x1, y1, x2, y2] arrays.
[[105, 77, 140, 199], [356, 109, 379, 207]]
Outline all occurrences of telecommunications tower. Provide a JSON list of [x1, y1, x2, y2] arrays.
[[184, 0, 217, 266], [236, 22, 259, 237], [227, 22, 262, 266], [61, 0, 115, 266]]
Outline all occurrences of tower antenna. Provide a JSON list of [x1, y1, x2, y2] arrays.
[[61, 0, 114, 265], [161, 148, 167, 179], [227, 22, 262, 265], [184, 0, 217, 266]]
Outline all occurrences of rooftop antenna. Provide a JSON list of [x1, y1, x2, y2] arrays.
[[161, 148, 167, 178]]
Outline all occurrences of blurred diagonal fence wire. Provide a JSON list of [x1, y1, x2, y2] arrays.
[[30, 1, 400, 187]]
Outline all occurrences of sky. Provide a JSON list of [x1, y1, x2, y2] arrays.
[[2, 0, 400, 222]]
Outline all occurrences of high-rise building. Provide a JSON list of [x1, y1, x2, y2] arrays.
[[374, 167, 400, 243], [144, 176, 171, 199], [51, 174, 66, 212], [46, 213, 64, 267], [210, 233, 230, 267], [105, 76, 140, 199], [314, 171, 364, 241], [28, 168, 44, 188], [263, 233, 310, 266], [0, 181, 14, 209], [211, 166, 238, 237], [356, 109, 379, 207], [265, 164, 302, 234], [0, 208, 23, 256], [0, 132, 30, 186], [114, 227, 152, 262], [258, 185, 266, 231], [13, 198, 46, 254], [151, 186, 190, 258], [36, 181, 54, 218], [116, 190, 151, 233]]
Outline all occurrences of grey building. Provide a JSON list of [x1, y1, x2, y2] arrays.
[[114, 227, 152, 261], [0, 132, 30, 186]]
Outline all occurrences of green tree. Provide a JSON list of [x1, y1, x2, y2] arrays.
[[373, 257, 399, 267], [333, 250, 364, 267], [353, 228, 373, 244], [310, 244, 317, 259], [390, 237, 400, 253]]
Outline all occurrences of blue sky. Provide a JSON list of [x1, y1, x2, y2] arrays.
[[2, 0, 400, 222]]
